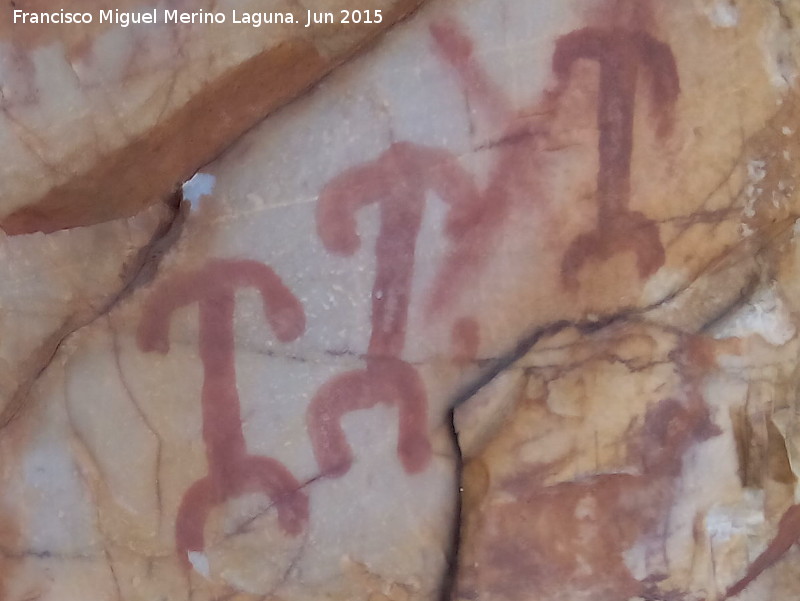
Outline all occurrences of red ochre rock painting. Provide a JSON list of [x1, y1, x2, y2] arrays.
[[308, 143, 463, 476], [427, 19, 548, 316], [553, 27, 680, 290], [469, 337, 720, 601], [307, 356, 431, 477], [137, 258, 309, 569], [302, 21, 681, 478], [718, 504, 800, 599], [429, 19, 680, 293]]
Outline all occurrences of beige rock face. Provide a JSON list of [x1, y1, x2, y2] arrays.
[[0, 0, 422, 234], [0, 201, 178, 422], [0, 0, 799, 600]]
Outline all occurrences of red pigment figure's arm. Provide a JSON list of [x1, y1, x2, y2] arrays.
[[551, 28, 608, 84], [316, 159, 395, 256], [723, 504, 800, 599], [430, 18, 513, 131], [401, 143, 489, 316], [136, 271, 201, 353], [401, 142, 482, 237], [225, 259, 306, 342], [138, 259, 306, 351]]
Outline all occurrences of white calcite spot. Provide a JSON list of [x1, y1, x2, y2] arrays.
[[182, 172, 217, 204], [710, 285, 797, 345], [705, 501, 765, 542], [188, 551, 211, 578], [761, 13, 799, 90], [747, 159, 767, 183], [574, 494, 597, 520], [703, 489, 766, 593]]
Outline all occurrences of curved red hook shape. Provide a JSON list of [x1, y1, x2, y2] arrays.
[[312, 145, 471, 475], [137, 259, 309, 569], [306, 358, 431, 477]]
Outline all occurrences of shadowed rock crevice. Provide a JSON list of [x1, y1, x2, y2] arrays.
[[438, 213, 798, 600]]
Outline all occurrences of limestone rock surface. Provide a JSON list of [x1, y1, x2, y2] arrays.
[[0, 0, 799, 600]]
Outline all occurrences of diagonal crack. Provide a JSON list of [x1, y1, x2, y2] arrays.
[[436, 215, 797, 600], [0, 192, 188, 431], [436, 310, 654, 601]]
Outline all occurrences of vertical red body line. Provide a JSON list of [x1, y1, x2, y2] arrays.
[[137, 259, 309, 569]]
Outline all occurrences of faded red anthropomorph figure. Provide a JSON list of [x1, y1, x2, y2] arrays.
[[553, 26, 680, 289], [137, 258, 309, 570], [429, 18, 679, 293], [307, 142, 479, 476], [427, 19, 549, 315]]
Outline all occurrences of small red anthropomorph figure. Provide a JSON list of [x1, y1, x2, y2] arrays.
[[553, 26, 680, 289], [137, 258, 309, 569], [308, 142, 478, 477]]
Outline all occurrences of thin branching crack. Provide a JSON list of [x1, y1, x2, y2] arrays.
[[0, 193, 187, 430], [438, 405, 462, 601], [437, 215, 795, 600]]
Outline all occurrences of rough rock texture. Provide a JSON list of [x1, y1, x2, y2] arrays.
[[0, 0, 422, 234], [1, 0, 800, 600], [0, 200, 178, 421]]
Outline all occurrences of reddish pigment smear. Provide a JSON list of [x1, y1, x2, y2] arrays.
[[429, 19, 514, 127], [312, 144, 446, 475], [721, 504, 800, 599], [553, 27, 679, 289], [1, 44, 37, 107], [307, 358, 430, 476], [426, 19, 549, 316], [451, 316, 480, 361], [137, 258, 308, 568]]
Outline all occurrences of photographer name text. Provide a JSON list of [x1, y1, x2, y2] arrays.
[[12, 8, 384, 28]]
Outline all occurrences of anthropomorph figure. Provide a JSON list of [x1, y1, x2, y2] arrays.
[[308, 142, 477, 476], [138, 258, 309, 569], [553, 27, 680, 289]]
